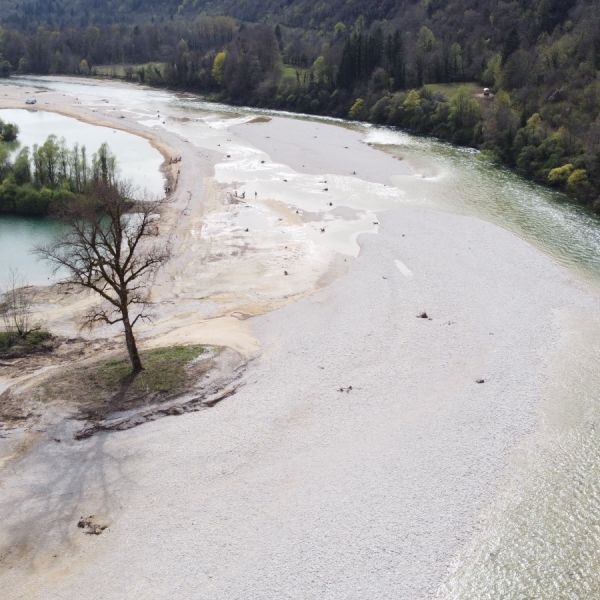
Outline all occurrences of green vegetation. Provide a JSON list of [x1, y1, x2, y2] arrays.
[[40, 345, 207, 410], [0, 130, 121, 216], [0, 0, 599, 210], [0, 119, 18, 142], [96, 345, 205, 394], [281, 64, 309, 84], [423, 83, 480, 99], [93, 62, 166, 83], [0, 329, 52, 356]]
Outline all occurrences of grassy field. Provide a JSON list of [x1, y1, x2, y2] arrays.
[[282, 64, 310, 83], [424, 82, 481, 98], [94, 62, 166, 79]]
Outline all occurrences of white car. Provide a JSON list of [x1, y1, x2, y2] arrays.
[[25, 97, 37, 105]]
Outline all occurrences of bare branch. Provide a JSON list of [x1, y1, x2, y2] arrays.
[[35, 181, 170, 373]]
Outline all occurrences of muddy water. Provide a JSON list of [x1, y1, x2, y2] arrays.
[[3, 76, 600, 597]]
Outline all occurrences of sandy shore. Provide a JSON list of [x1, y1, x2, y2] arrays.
[[1, 77, 599, 598]]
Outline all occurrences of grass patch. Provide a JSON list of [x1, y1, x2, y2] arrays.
[[282, 64, 309, 83], [96, 345, 205, 396], [424, 82, 481, 99], [93, 62, 166, 79], [36, 345, 207, 417], [37, 344, 209, 416]]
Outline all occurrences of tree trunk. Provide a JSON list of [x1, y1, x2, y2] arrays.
[[122, 314, 143, 373]]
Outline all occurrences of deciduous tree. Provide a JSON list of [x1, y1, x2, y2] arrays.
[[37, 183, 171, 373]]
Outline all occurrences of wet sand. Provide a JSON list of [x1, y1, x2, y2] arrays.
[[1, 77, 599, 599], [231, 115, 411, 183]]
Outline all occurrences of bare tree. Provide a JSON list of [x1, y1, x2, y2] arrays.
[[37, 183, 170, 373], [1, 269, 35, 339]]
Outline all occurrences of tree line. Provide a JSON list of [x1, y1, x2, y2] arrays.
[[0, 130, 121, 216], [0, 0, 599, 210]]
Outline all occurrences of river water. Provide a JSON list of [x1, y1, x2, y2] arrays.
[[2, 76, 600, 598]]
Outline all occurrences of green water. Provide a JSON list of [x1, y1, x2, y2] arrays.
[[0, 106, 165, 287], [0, 215, 65, 286], [365, 127, 600, 282]]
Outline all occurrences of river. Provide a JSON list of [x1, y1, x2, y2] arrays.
[[2, 76, 600, 598]]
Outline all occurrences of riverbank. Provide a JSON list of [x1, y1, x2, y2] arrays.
[[1, 76, 600, 598]]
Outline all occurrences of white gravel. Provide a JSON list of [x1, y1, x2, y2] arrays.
[[1, 205, 593, 599]]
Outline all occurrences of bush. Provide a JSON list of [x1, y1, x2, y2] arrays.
[[0, 329, 53, 355], [349, 98, 368, 120]]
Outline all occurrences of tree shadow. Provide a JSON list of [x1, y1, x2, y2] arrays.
[[0, 430, 132, 575], [109, 370, 142, 411]]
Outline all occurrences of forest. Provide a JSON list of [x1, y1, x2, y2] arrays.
[[0, 0, 599, 211]]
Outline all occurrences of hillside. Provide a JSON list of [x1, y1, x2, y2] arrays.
[[1, 0, 599, 211], [0, 0, 399, 29]]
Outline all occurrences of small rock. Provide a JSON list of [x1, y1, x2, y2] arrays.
[[284, 270, 289, 276], [87, 523, 107, 535]]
